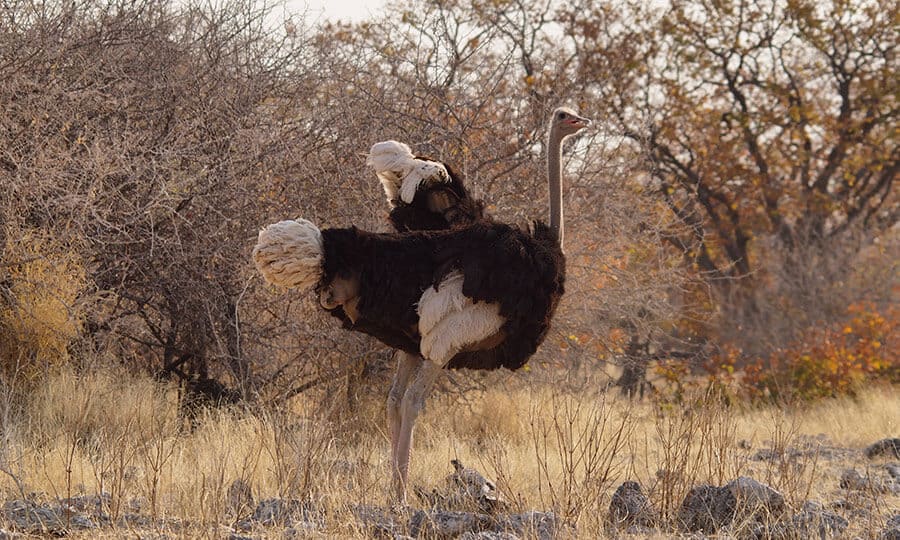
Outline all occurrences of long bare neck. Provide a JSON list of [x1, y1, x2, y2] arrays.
[[548, 129, 564, 249]]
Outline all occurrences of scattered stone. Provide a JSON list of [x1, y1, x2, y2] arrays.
[[881, 513, 900, 539], [350, 504, 401, 538], [3, 500, 59, 533], [283, 523, 328, 539], [66, 513, 99, 530], [800, 500, 824, 512], [840, 468, 869, 490], [416, 460, 508, 514], [252, 498, 295, 525], [865, 439, 900, 459], [407, 509, 492, 538], [751, 436, 853, 463], [677, 484, 735, 533], [789, 505, 849, 539], [59, 493, 111, 514], [751, 500, 849, 539], [226, 479, 254, 520], [328, 507, 559, 540], [457, 532, 519, 540], [674, 478, 783, 534], [4, 498, 102, 534], [120, 513, 153, 529], [498, 510, 565, 540], [886, 463, 900, 479], [608, 481, 658, 528], [726, 476, 785, 523], [452, 459, 507, 513], [839, 468, 897, 494], [127, 496, 145, 514], [752, 447, 802, 462], [250, 498, 320, 528], [121, 514, 187, 535]]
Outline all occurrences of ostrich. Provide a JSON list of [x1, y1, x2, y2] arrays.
[[252, 107, 590, 502]]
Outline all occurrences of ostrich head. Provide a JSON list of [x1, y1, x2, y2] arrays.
[[549, 107, 591, 140]]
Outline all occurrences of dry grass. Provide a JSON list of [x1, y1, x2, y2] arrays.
[[0, 368, 897, 537]]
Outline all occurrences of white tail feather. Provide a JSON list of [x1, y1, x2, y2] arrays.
[[367, 140, 451, 205], [252, 219, 324, 292]]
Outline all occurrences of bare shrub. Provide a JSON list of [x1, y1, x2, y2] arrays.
[[0, 0, 342, 403], [639, 390, 745, 522], [528, 390, 631, 528], [25, 367, 177, 518], [756, 409, 819, 508], [255, 406, 337, 501]]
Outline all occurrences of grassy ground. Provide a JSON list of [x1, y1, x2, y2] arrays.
[[0, 367, 897, 537]]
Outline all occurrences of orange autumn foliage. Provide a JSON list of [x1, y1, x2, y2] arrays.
[[739, 302, 898, 402]]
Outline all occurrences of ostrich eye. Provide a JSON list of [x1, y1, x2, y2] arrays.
[[557, 112, 567, 120]]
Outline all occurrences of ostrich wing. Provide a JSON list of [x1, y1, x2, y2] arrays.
[[368, 140, 485, 232], [367, 140, 452, 206]]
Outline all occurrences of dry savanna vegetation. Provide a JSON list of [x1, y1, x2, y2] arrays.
[[0, 368, 898, 538], [0, 0, 896, 537]]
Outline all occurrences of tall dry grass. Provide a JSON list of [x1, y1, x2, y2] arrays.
[[0, 368, 897, 537]]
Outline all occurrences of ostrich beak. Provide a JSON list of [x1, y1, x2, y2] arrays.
[[570, 116, 591, 129]]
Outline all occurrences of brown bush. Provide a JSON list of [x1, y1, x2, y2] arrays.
[[0, 230, 85, 382]]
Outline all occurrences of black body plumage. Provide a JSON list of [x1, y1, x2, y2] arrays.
[[320, 220, 565, 371]]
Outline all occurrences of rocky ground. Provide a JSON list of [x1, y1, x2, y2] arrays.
[[1, 438, 897, 539]]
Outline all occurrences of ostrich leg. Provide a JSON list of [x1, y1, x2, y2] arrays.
[[394, 360, 441, 502], [387, 351, 420, 497]]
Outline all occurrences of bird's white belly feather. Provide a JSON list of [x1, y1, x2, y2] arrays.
[[417, 271, 505, 366]]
